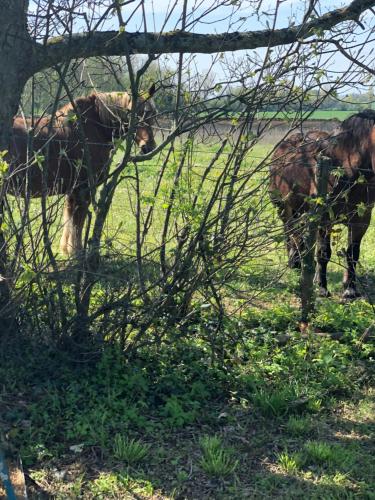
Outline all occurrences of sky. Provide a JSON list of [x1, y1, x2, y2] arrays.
[[28, 1, 375, 93], [113, 0, 355, 76], [29, 1, 345, 37], [121, 0, 342, 33]]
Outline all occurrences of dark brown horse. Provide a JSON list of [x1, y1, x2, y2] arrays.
[[7, 86, 157, 255], [270, 110, 375, 299]]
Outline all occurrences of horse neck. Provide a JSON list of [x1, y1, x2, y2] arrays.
[[21, 100, 93, 134], [55, 97, 113, 142]]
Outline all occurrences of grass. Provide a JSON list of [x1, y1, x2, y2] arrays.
[[277, 451, 301, 474], [286, 416, 315, 436], [302, 441, 347, 467], [251, 387, 291, 417], [1, 320, 373, 498], [112, 435, 150, 464], [256, 109, 358, 121], [199, 436, 238, 478], [1, 139, 375, 498]]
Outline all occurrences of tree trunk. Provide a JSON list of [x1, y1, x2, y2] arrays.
[[0, 0, 33, 328], [300, 155, 331, 324]]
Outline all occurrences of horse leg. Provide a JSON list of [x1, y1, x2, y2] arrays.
[[286, 230, 301, 268], [284, 210, 303, 269], [60, 195, 74, 256], [60, 192, 89, 256], [315, 226, 332, 297], [67, 190, 89, 255], [343, 213, 371, 299]]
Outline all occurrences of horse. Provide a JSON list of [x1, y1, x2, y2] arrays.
[[269, 110, 375, 299], [7, 85, 157, 255]]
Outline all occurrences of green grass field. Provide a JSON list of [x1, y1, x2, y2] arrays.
[[256, 110, 357, 121], [1, 140, 374, 499]]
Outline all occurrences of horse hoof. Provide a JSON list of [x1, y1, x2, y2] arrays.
[[318, 287, 331, 298], [342, 288, 360, 300]]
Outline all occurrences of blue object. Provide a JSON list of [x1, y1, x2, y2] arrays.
[[0, 449, 16, 500]]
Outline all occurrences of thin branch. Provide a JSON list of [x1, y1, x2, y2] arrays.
[[32, 0, 375, 73]]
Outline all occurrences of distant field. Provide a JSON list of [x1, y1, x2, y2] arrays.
[[256, 110, 355, 121]]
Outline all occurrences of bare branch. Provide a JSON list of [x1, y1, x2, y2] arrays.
[[32, 0, 375, 73]]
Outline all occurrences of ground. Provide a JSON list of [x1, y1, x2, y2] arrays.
[[22, 390, 375, 498], [1, 287, 373, 498], [1, 138, 374, 499]]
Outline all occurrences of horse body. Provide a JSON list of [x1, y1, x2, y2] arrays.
[[10, 96, 112, 196], [7, 89, 157, 255], [270, 111, 375, 299]]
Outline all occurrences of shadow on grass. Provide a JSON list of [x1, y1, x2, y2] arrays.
[[0, 297, 373, 499], [50, 254, 162, 286]]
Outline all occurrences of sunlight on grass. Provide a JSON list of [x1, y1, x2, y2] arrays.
[[277, 451, 301, 474], [2, 140, 375, 499], [88, 472, 155, 498]]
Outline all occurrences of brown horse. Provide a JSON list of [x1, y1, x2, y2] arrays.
[[7, 85, 157, 255], [270, 110, 375, 299]]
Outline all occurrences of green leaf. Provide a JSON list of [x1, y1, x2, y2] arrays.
[[356, 201, 367, 217]]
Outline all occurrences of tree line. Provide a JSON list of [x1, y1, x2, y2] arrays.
[[22, 58, 374, 119]]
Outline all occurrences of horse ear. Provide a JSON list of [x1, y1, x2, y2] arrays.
[[148, 83, 156, 98]]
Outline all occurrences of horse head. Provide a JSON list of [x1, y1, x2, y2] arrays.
[[95, 84, 157, 154], [135, 83, 157, 154], [332, 109, 375, 178]]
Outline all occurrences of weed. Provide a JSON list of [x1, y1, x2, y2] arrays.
[[117, 474, 155, 496], [175, 470, 189, 483], [306, 398, 323, 413], [286, 416, 314, 436], [302, 441, 352, 469], [199, 435, 238, 478], [303, 441, 336, 465], [200, 435, 222, 454], [313, 300, 373, 335], [0, 294, 373, 497], [89, 472, 120, 497], [356, 396, 375, 421], [112, 435, 150, 464], [160, 395, 199, 427], [277, 451, 301, 474], [251, 386, 296, 416], [68, 474, 85, 497]]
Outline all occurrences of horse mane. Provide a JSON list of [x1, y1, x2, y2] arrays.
[[95, 92, 132, 125], [337, 109, 375, 152], [52, 92, 133, 128], [33, 91, 154, 134], [276, 130, 330, 157], [54, 102, 76, 126]]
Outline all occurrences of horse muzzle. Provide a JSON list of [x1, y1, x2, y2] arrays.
[[141, 142, 156, 154]]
